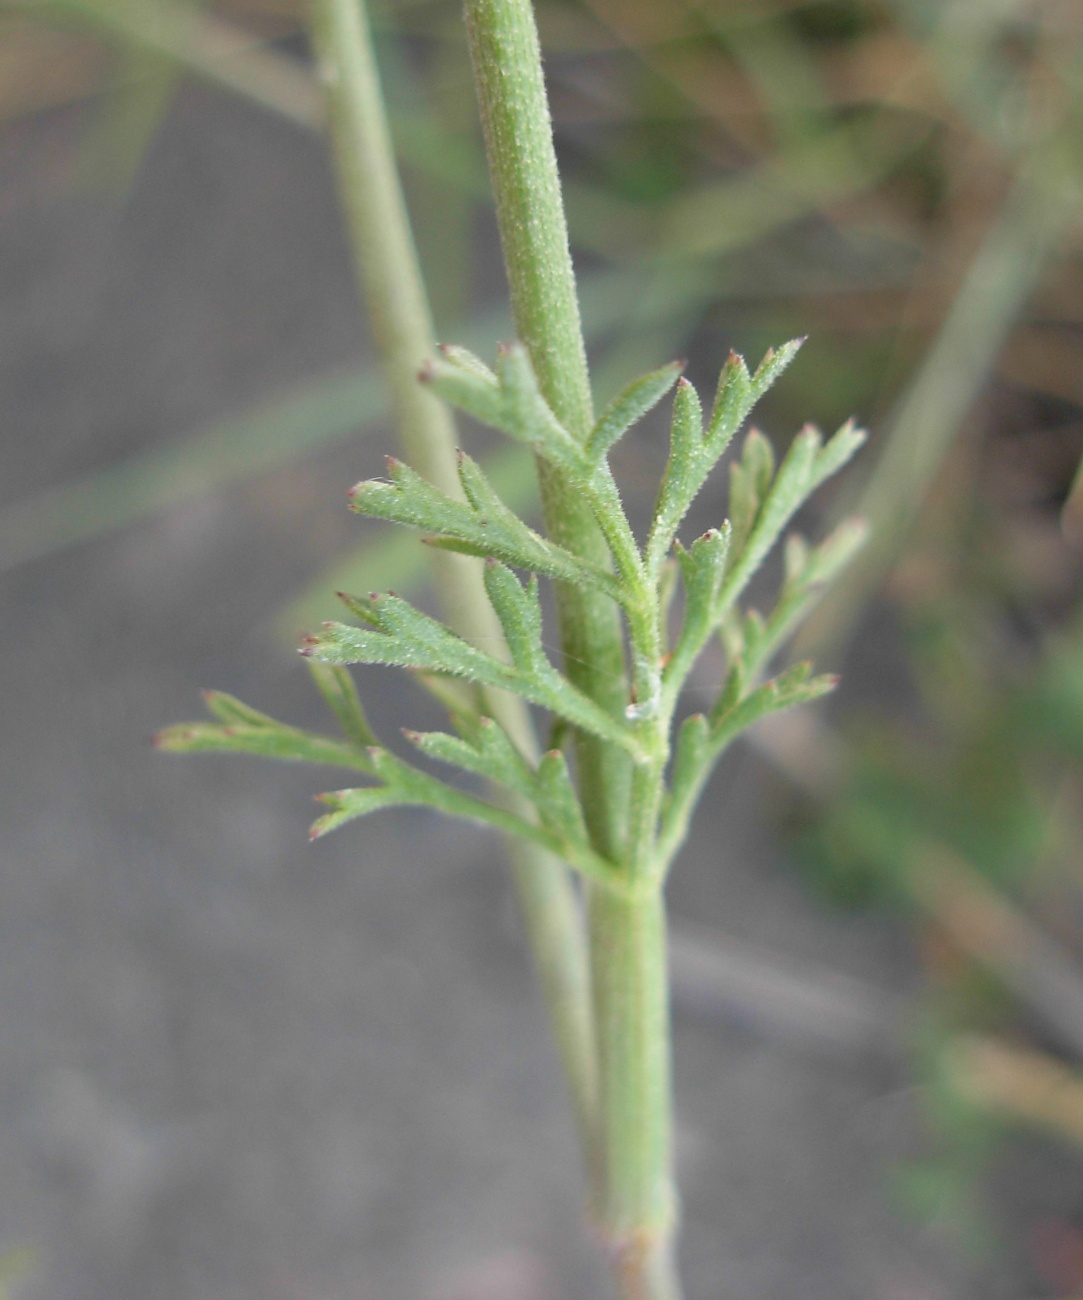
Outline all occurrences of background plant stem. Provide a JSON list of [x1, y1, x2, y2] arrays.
[[308, 0, 599, 1191], [463, 2, 681, 1294]]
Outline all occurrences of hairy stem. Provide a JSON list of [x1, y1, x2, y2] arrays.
[[589, 886, 680, 1300], [463, 0, 630, 859], [463, 2, 681, 1294], [310, 0, 599, 1186]]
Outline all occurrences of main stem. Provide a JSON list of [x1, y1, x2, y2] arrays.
[[309, 0, 599, 1188], [463, 3, 681, 1295]]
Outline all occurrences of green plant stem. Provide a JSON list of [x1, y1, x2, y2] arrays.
[[309, 0, 599, 1187], [463, 2, 681, 1294], [589, 886, 680, 1300], [463, 0, 629, 859]]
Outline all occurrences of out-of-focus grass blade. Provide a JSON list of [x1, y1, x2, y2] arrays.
[[0, 367, 386, 572], [0, 268, 678, 574], [34, 0, 648, 255], [278, 442, 538, 637], [74, 23, 194, 195], [42, 0, 323, 128], [803, 124, 1083, 652], [661, 111, 932, 263]]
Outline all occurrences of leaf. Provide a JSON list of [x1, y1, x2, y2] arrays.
[[434, 342, 497, 383], [406, 715, 536, 800], [750, 337, 804, 396], [427, 342, 589, 477], [493, 343, 585, 472], [310, 749, 621, 889], [705, 349, 753, 456], [348, 449, 619, 596], [808, 418, 867, 492], [668, 712, 709, 814], [306, 599, 513, 683], [306, 661, 377, 748], [310, 784, 405, 837], [744, 516, 868, 675], [335, 590, 382, 625], [709, 660, 837, 750], [420, 352, 504, 428], [483, 560, 545, 674], [718, 425, 820, 614], [200, 690, 279, 728], [664, 526, 732, 694], [804, 516, 869, 588], [648, 377, 705, 569], [155, 720, 374, 772], [676, 527, 731, 631], [535, 749, 590, 848], [305, 589, 642, 756], [646, 340, 803, 574], [585, 360, 684, 464]]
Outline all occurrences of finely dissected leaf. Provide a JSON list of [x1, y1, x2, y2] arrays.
[[750, 517, 868, 672], [709, 660, 837, 745], [494, 343, 582, 467], [803, 515, 869, 587], [719, 419, 866, 620], [306, 661, 377, 748], [309, 783, 406, 837], [664, 526, 732, 696], [420, 352, 504, 427], [483, 560, 545, 673], [535, 749, 590, 848], [585, 360, 684, 464], [406, 715, 536, 800], [727, 427, 775, 557], [737, 425, 818, 574], [311, 750, 620, 888], [200, 690, 279, 727], [305, 587, 641, 756], [739, 609, 769, 668], [435, 342, 497, 383], [808, 418, 866, 492], [750, 337, 804, 398], [705, 350, 753, 456], [349, 451, 619, 596], [676, 528, 730, 634], [648, 377, 704, 570], [668, 713, 709, 815], [647, 341, 804, 573], [155, 720, 374, 771], [336, 589, 382, 625], [426, 343, 590, 478]]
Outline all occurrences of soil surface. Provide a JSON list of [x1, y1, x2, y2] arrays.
[[0, 83, 1061, 1300]]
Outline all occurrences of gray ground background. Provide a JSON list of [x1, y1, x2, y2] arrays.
[[1, 83, 1072, 1300]]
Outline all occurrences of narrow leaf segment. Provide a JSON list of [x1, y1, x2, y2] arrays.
[[165, 338, 866, 896]]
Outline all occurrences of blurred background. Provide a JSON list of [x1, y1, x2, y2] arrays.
[[2, 0, 1083, 1296]]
